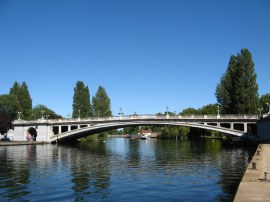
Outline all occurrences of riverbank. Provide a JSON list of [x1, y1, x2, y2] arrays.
[[0, 141, 49, 146], [234, 143, 270, 201]]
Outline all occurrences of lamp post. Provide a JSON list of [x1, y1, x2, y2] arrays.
[[258, 108, 262, 117], [166, 105, 169, 118], [118, 107, 124, 117], [17, 111, 21, 120], [217, 105, 220, 116], [41, 110, 45, 119], [78, 110, 80, 120], [45, 114, 49, 120]]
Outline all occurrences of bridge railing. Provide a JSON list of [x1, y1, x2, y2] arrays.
[[13, 114, 259, 125]]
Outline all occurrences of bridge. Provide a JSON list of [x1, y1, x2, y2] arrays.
[[8, 114, 259, 143]]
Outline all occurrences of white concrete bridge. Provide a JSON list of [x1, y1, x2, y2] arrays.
[[8, 114, 259, 143]]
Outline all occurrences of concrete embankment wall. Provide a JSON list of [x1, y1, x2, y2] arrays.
[[234, 144, 270, 201]]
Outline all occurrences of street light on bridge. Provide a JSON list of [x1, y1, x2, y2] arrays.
[[78, 110, 81, 120], [118, 107, 124, 117], [258, 108, 262, 118], [41, 110, 45, 119], [17, 111, 21, 120]]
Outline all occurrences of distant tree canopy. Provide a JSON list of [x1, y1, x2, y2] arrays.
[[180, 104, 219, 115], [92, 86, 112, 117], [31, 105, 62, 120], [72, 81, 92, 118], [10, 81, 32, 119], [215, 48, 259, 114]]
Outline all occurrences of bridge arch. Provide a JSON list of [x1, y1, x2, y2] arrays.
[[51, 121, 247, 143]]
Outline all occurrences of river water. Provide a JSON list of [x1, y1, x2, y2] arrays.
[[0, 138, 256, 202]]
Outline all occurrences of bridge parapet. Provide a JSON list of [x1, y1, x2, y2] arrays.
[[13, 114, 259, 125]]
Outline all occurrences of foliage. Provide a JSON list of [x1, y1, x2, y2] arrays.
[[0, 94, 19, 119], [259, 94, 270, 114], [10, 81, 32, 119], [180, 104, 219, 115], [72, 81, 92, 118], [180, 108, 199, 115], [159, 126, 189, 139], [0, 106, 14, 138], [79, 134, 99, 142], [199, 104, 219, 115], [216, 49, 259, 114], [92, 86, 112, 117], [31, 105, 62, 119], [123, 126, 140, 135]]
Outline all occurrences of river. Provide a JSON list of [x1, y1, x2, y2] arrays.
[[0, 138, 256, 202]]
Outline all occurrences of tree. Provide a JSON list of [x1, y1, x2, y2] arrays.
[[180, 107, 199, 115], [92, 86, 112, 117], [20, 82, 32, 118], [9, 81, 32, 119], [72, 81, 92, 118], [259, 94, 270, 114], [199, 104, 219, 115], [159, 125, 189, 139], [216, 49, 259, 114], [0, 106, 14, 140], [0, 94, 19, 119], [31, 105, 62, 119]]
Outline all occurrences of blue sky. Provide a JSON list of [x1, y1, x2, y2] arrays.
[[0, 0, 269, 117]]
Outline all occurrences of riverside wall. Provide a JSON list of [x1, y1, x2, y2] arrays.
[[234, 143, 270, 201]]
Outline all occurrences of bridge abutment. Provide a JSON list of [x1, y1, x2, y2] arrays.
[[7, 121, 53, 142], [257, 115, 270, 142]]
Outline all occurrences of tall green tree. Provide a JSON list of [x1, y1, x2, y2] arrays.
[[9, 81, 32, 119], [92, 86, 112, 117], [216, 49, 259, 114], [72, 81, 92, 118]]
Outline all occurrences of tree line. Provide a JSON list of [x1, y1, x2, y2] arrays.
[[0, 48, 270, 139], [0, 81, 112, 121]]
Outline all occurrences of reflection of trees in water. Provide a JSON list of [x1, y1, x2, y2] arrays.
[[0, 145, 37, 201], [126, 139, 141, 168], [216, 146, 257, 201], [67, 141, 111, 201], [153, 139, 255, 201]]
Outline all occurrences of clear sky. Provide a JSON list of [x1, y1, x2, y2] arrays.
[[0, 0, 269, 117]]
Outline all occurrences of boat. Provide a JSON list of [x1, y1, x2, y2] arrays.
[[140, 134, 148, 140]]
